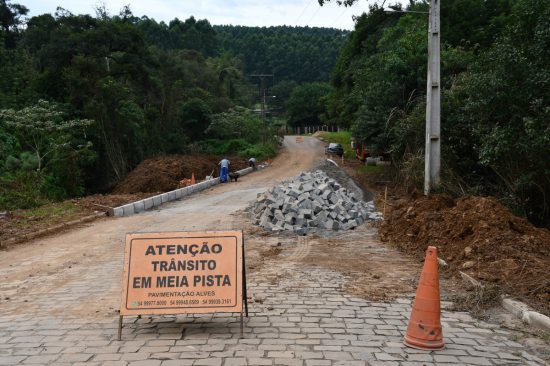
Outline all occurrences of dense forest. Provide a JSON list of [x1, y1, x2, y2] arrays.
[[0, 1, 347, 210], [215, 25, 347, 84], [322, 0, 550, 227]]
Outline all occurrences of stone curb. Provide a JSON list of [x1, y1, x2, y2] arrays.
[[112, 166, 256, 217], [459, 270, 550, 332], [0, 212, 107, 249], [0, 167, 259, 247], [501, 297, 550, 332]]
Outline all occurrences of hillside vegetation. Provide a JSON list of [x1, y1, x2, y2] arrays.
[[324, 0, 550, 227], [0, 2, 346, 210]]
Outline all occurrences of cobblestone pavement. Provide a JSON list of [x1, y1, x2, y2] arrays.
[[0, 231, 548, 366]]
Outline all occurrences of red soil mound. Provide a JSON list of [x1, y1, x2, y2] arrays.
[[113, 155, 248, 194], [380, 194, 550, 315]]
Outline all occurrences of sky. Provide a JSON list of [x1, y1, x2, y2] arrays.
[[20, 0, 383, 30]]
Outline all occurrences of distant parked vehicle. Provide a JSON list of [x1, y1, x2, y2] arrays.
[[326, 143, 344, 157]]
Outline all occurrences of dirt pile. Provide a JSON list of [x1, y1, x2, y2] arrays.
[[113, 155, 248, 194], [379, 194, 550, 315]]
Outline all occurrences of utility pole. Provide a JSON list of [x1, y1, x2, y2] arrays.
[[424, 0, 441, 195], [262, 88, 267, 122], [250, 74, 274, 122]]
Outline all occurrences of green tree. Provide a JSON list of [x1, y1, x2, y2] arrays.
[[0, 100, 93, 172], [0, 0, 28, 48], [206, 106, 265, 142], [179, 98, 213, 141], [0, 100, 95, 199], [448, 0, 550, 224], [286, 82, 333, 127]]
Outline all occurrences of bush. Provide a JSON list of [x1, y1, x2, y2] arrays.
[[197, 138, 277, 160], [241, 143, 277, 159], [198, 139, 251, 156], [0, 171, 49, 210]]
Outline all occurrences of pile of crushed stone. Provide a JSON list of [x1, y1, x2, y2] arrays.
[[250, 170, 382, 235]]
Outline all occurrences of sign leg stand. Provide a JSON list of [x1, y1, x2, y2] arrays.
[[240, 307, 244, 338], [242, 237, 249, 318], [118, 315, 123, 341]]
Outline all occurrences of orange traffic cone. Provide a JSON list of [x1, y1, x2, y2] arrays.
[[404, 246, 445, 350], [191, 173, 196, 185]]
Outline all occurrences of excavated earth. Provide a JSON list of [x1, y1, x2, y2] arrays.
[[113, 154, 249, 194], [1, 154, 250, 245], [379, 193, 550, 316]]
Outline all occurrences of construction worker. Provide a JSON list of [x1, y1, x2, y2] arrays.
[[219, 157, 230, 183], [248, 157, 257, 171]]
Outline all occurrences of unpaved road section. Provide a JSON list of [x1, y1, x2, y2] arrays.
[[0, 136, 548, 365], [0, 136, 324, 318]]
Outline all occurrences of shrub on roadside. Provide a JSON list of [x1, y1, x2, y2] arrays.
[[0, 171, 48, 210]]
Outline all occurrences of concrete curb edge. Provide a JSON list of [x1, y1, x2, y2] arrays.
[[112, 166, 256, 217], [501, 296, 550, 332], [459, 270, 550, 332]]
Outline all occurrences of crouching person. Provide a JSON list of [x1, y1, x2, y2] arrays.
[[219, 157, 230, 183], [248, 157, 257, 171]]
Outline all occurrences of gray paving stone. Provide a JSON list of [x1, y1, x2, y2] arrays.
[[304, 361, 331, 366], [295, 351, 324, 359], [267, 351, 295, 358], [323, 351, 354, 360], [121, 353, 152, 361], [374, 353, 403, 361], [458, 356, 493, 365], [433, 355, 460, 363], [247, 357, 273, 365], [313, 346, 341, 352], [235, 350, 265, 358], [127, 361, 162, 366], [178, 351, 209, 359], [103, 361, 129, 366], [12, 347, 43, 356], [150, 352, 180, 360], [94, 353, 123, 361], [405, 353, 434, 362], [273, 359, 303, 366], [0, 355, 27, 365], [21, 354, 60, 364], [57, 353, 94, 362], [497, 352, 522, 360], [194, 358, 223, 366], [224, 357, 247, 366]]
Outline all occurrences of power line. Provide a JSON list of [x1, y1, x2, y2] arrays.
[[329, 6, 351, 28], [295, 0, 315, 26], [304, 3, 323, 26]]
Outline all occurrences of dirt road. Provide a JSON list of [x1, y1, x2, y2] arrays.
[[0, 136, 324, 318]]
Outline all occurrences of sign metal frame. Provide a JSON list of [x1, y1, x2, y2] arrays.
[[118, 230, 248, 340]]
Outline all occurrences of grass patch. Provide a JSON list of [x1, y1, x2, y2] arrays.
[[359, 165, 383, 174], [13, 201, 82, 228], [450, 284, 502, 319]]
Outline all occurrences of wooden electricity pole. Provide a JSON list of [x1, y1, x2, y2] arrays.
[[424, 0, 441, 195]]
